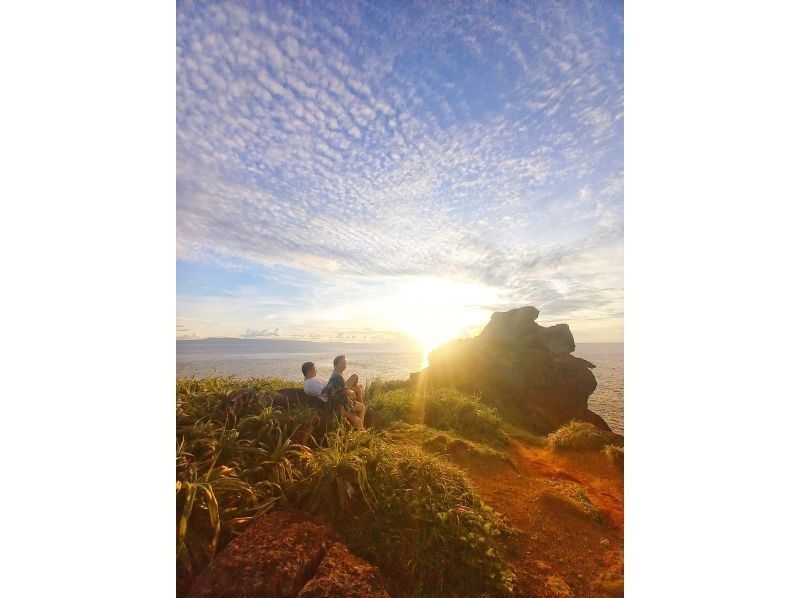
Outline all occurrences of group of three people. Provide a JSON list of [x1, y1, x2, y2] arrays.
[[301, 354, 368, 429]]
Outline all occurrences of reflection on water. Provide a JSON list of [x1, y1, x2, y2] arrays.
[[177, 341, 623, 434]]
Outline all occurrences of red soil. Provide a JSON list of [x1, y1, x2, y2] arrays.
[[451, 438, 624, 597]]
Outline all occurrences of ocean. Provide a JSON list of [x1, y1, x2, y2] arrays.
[[574, 343, 624, 434], [177, 340, 623, 434]]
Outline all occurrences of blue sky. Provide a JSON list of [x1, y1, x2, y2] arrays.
[[177, 0, 623, 347]]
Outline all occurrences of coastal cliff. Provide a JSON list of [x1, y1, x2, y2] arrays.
[[177, 309, 624, 596], [411, 306, 613, 434]]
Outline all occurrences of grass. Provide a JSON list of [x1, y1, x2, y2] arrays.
[[177, 375, 294, 420], [364, 377, 412, 401], [387, 422, 512, 464], [547, 420, 624, 452], [500, 420, 549, 447], [177, 376, 515, 596], [176, 377, 313, 576], [366, 378, 509, 447], [543, 479, 602, 521], [604, 444, 624, 470], [291, 427, 514, 596]]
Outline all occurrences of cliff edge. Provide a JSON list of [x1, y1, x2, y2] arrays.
[[410, 306, 611, 434]]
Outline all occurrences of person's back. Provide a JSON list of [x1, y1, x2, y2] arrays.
[[301, 361, 329, 402]]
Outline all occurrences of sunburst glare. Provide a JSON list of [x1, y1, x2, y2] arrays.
[[384, 277, 498, 367]]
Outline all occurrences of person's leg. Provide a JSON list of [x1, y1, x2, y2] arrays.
[[337, 404, 363, 430], [352, 400, 366, 423], [344, 410, 364, 430], [346, 375, 364, 402]]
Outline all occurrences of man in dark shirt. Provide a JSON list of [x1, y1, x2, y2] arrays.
[[327, 354, 366, 429]]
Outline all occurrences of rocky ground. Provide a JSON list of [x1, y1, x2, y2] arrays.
[[448, 435, 624, 597], [181, 430, 623, 597], [189, 509, 390, 597]]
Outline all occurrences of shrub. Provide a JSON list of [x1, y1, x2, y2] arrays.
[[604, 444, 624, 470], [419, 388, 508, 446], [176, 464, 267, 575], [368, 388, 415, 425], [176, 378, 315, 577], [543, 479, 602, 521], [547, 420, 623, 451], [177, 376, 300, 424], [366, 383, 509, 447], [293, 427, 515, 596], [364, 377, 411, 402], [177, 378, 515, 595], [292, 427, 384, 517], [388, 422, 510, 463]]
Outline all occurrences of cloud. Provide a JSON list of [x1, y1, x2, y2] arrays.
[[177, 2, 624, 339]]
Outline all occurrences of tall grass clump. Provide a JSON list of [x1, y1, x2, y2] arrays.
[[177, 376, 302, 418], [604, 444, 624, 470], [176, 377, 316, 577], [543, 479, 602, 522], [364, 377, 412, 401], [292, 427, 515, 596], [177, 377, 515, 595], [368, 388, 415, 423], [366, 380, 508, 447], [547, 420, 623, 451], [388, 422, 511, 463]]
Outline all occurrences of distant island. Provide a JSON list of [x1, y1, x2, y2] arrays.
[[177, 337, 423, 351]]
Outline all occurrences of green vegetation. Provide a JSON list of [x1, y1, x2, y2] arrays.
[[176, 377, 314, 576], [364, 377, 412, 400], [543, 479, 602, 521], [604, 444, 624, 470], [387, 422, 512, 463], [547, 420, 624, 452], [499, 420, 549, 447], [366, 378, 509, 447], [177, 375, 291, 417], [177, 376, 514, 596], [292, 427, 514, 596]]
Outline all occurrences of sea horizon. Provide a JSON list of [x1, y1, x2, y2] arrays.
[[177, 340, 623, 434]]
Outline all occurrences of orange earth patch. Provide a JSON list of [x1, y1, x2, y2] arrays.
[[449, 438, 623, 597]]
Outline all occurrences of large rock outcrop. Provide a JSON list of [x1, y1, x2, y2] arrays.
[[410, 306, 611, 434], [190, 509, 389, 597]]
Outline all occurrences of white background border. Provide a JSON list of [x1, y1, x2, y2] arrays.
[[1, 1, 799, 595]]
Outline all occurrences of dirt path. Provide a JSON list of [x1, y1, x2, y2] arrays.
[[452, 438, 624, 597]]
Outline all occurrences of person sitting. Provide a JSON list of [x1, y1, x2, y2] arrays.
[[301, 361, 330, 403], [327, 354, 367, 429]]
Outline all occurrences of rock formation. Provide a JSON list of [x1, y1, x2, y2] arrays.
[[190, 509, 389, 597], [410, 306, 612, 434]]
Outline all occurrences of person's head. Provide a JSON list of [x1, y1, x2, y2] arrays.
[[333, 354, 347, 372], [301, 361, 316, 379]]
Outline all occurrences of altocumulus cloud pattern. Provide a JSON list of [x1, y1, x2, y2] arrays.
[[177, 0, 623, 340]]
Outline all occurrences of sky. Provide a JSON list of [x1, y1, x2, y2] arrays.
[[177, 0, 624, 351]]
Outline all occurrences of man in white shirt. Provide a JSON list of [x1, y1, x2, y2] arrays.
[[302, 361, 329, 401]]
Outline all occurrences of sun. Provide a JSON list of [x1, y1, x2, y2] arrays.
[[386, 277, 497, 367]]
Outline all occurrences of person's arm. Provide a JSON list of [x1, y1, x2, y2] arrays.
[[329, 375, 347, 402]]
